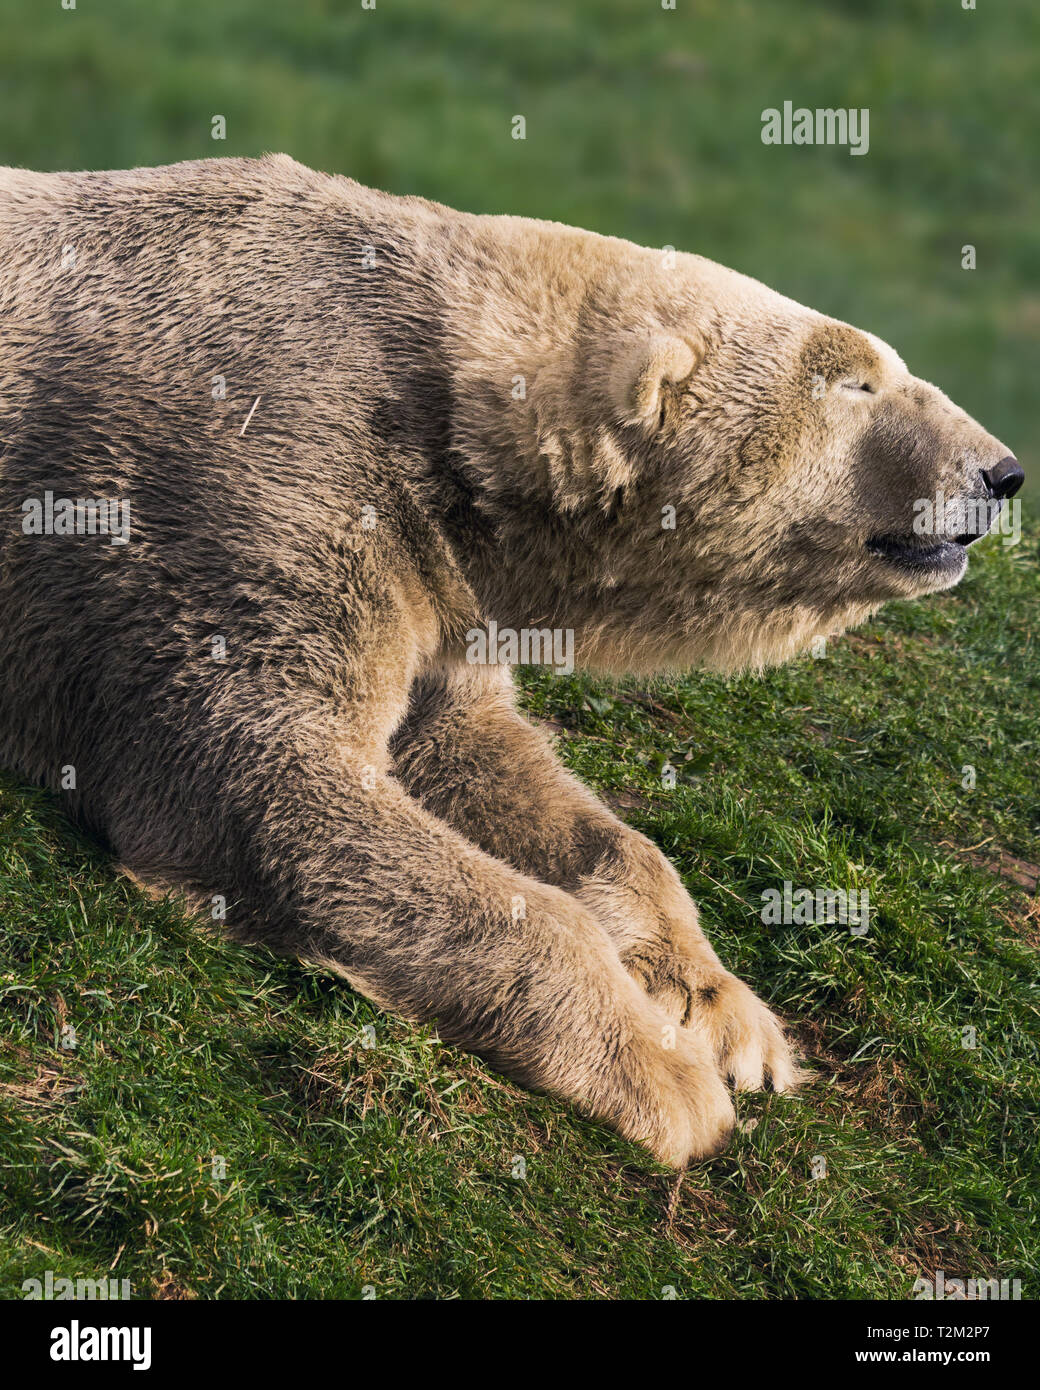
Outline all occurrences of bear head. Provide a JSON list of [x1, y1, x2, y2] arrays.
[[472, 248, 1022, 675]]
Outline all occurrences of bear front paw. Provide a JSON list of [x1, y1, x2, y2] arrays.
[[622, 1024, 737, 1168], [684, 969, 802, 1094]]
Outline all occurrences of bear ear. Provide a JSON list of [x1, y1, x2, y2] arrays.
[[609, 333, 704, 428]]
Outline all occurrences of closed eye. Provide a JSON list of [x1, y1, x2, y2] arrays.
[[841, 379, 877, 394]]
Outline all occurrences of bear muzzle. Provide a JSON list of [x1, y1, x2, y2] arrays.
[[865, 452, 1023, 586]]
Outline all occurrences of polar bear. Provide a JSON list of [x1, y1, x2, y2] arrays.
[[0, 156, 1021, 1165]]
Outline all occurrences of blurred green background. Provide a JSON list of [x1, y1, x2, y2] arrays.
[[0, 0, 1037, 488]]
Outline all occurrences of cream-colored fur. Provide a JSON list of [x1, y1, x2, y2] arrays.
[[0, 156, 1018, 1165]]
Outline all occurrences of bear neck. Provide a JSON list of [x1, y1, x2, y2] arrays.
[[413, 215, 673, 632]]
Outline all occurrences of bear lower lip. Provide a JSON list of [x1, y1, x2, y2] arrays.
[[865, 534, 966, 573]]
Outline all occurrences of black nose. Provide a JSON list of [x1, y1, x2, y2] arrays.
[[982, 456, 1024, 501]]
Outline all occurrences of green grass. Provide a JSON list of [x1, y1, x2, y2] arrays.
[[1, 0, 1038, 1299], [2, 526, 1037, 1299]]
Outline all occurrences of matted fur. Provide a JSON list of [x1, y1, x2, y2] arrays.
[[0, 156, 1015, 1164]]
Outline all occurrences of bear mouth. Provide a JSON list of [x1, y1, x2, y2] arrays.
[[865, 533, 971, 575]]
